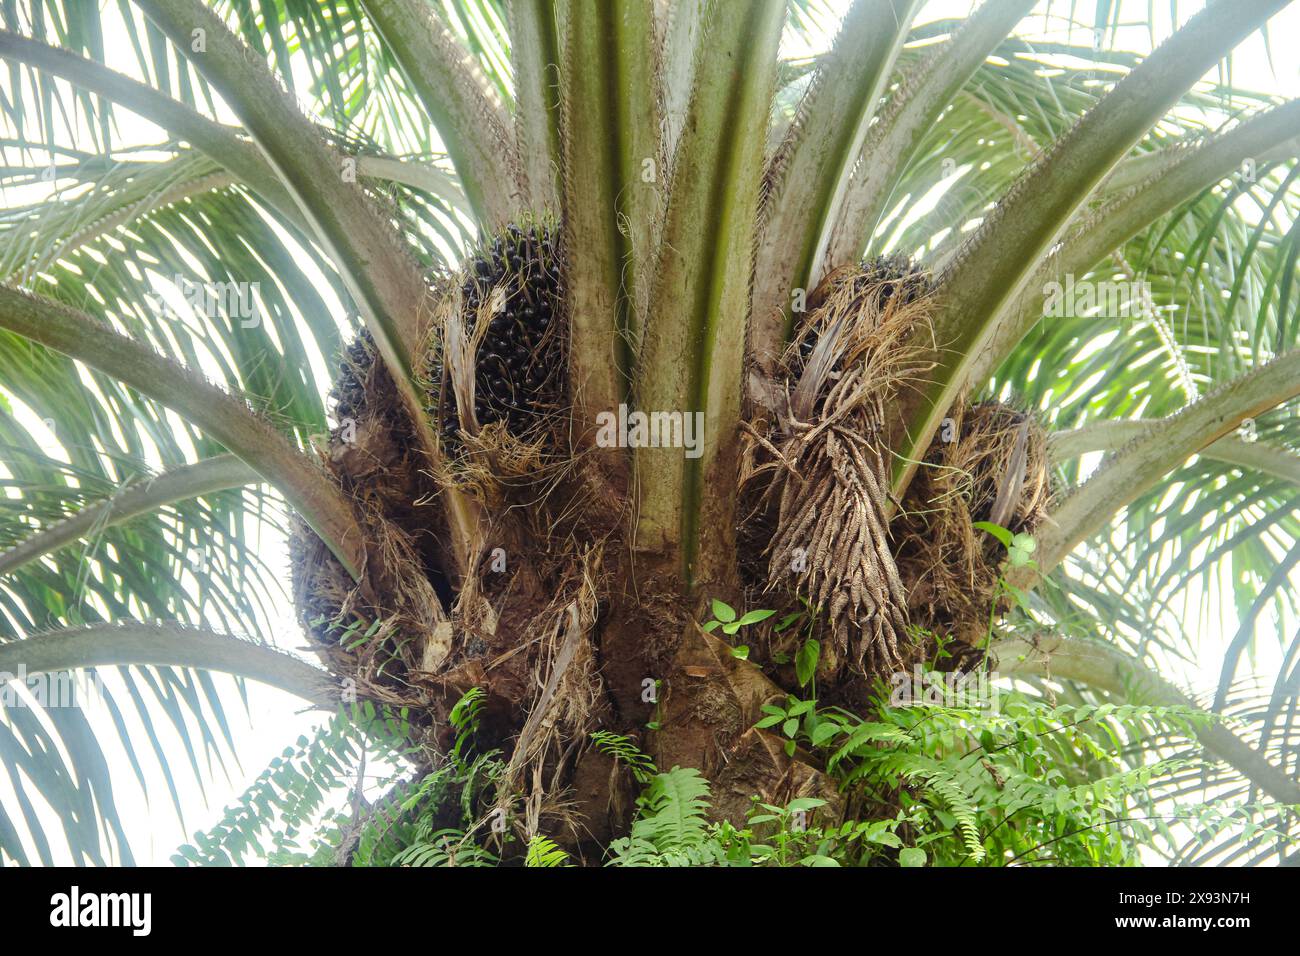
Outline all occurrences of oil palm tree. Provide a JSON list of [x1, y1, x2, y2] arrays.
[[1, 0, 1299, 865]]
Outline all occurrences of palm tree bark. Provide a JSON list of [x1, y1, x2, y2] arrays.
[[634, 0, 785, 588], [560, 0, 659, 435], [508, 0, 563, 210]]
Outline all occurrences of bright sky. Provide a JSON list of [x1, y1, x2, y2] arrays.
[[0, 0, 1297, 865]]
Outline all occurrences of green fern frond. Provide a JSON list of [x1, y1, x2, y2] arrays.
[[634, 767, 712, 847], [590, 730, 658, 783], [609, 767, 718, 866], [390, 828, 499, 867], [525, 835, 570, 867]]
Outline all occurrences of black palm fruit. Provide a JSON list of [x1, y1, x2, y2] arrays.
[[330, 328, 376, 429], [429, 223, 566, 453]]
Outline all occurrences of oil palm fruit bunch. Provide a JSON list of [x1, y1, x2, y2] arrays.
[[430, 223, 566, 451]]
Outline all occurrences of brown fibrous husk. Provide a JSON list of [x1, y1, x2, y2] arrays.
[[740, 258, 1053, 685], [893, 399, 1052, 660], [740, 262, 935, 681]]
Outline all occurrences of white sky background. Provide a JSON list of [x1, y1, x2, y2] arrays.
[[0, 0, 1297, 865]]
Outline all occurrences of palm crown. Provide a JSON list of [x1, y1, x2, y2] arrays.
[[1, 0, 1298, 866]]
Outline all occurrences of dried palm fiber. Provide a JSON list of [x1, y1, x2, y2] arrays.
[[742, 256, 934, 680], [426, 223, 600, 675], [325, 329, 454, 586], [412, 244, 574, 622], [289, 515, 353, 661], [893, 400, 1051, 654], [490, 546, 604, 845]]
